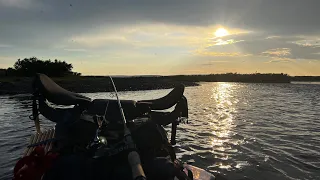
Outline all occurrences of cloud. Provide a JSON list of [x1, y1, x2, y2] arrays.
[[262, 48, 291, 57], [267, 57, 295, 63], [2, 0, 320, 48], [70, 34, 130, 48], [68, 24, 212, 48], [1, 0, 320, 75], [194, 50, 251, 57], [0, 0, 35, 9], [261, 48, 294, 63], [201, 61, 230, 66], [215, 33, 320, 60], [0, 44, 13, 48], [291, 38, 320, 48], [2, 1, 320, 31], [265, 36, 282, 39], [211, 39, 244, 46], [63, 48, 87, 52]]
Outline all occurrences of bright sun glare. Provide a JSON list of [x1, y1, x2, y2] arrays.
[[215, 28, 229, 37]]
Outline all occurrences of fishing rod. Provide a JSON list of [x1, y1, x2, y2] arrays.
[[109, 76, 146, 180]]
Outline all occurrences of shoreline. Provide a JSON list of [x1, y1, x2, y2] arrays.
[[0, 76, 200, 95], [2, 73, 319, 95]]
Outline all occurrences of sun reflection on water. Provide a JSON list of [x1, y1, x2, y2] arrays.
[[209, 82, 240, 169]]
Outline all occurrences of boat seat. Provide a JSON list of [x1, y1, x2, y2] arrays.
[[34, 73, 185, 110], [85, 99, 148, 122], [33, 73, 91, 106]]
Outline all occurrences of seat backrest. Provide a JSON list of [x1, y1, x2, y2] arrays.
[[85, 99, 146, 123], [34, 73, 185, 110]]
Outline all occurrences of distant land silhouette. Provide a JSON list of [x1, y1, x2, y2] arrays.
[[0, 57, 319, 95], [3, 57, 80, 77]]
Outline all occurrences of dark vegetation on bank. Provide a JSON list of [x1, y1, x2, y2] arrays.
[[0, 57, 319, 95], [2, 57, 81, 77], [291, 76, 320, 82]]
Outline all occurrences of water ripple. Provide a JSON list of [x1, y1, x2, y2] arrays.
[[1, 83, 320, 179]]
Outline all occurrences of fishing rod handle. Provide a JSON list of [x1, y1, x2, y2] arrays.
[[128, 151, 146, 180]]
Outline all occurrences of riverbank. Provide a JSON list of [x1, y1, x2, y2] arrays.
[[1, 73, 317, 95]]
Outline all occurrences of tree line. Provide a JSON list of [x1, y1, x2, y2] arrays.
[[1, 57, 80, 77]]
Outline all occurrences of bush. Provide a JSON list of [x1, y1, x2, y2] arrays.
[[8, 57, 79, 77]]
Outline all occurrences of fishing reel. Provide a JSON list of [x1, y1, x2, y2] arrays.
[[85, 104, 148, 160]]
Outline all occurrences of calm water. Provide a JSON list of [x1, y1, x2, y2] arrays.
[[1, 82, 320, 180]]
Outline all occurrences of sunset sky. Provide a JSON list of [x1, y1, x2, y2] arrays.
[[1, 0, 320, 75]]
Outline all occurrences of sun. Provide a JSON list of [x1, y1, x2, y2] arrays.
[[214, 28, 229, 37]]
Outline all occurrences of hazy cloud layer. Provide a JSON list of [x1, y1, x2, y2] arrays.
[[2, 0, 320, 45], [1, 0, 320, 75]]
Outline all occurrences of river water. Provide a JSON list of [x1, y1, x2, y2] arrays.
[[0, 82, 320, 180]]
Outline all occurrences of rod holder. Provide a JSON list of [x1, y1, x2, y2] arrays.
[[32, 94, 41, 133], [171, 121, 178, 145]]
